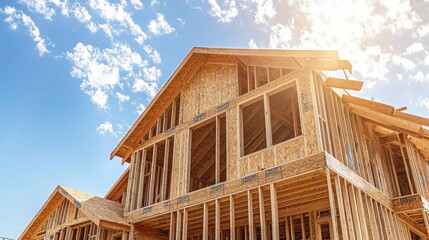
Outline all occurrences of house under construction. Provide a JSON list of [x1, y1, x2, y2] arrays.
[[20, 48, 429, 240]]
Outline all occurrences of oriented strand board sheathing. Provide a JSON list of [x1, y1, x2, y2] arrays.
[[226, 109, 238, 180], [298, 72, 319, 155], [275, 137, 306, 165], [181, 64, 237, 123]]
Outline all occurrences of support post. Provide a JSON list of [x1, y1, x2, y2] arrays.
[[326, 169, 340, 240], [230, 195, 236, 239], [248, 190, 255, 240], [270, 184, 279, 240]]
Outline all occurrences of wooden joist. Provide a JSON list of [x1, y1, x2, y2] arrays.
[[343, 95, 395, 116], [348, 103, 429, 139], [325, 77, 363, 91]]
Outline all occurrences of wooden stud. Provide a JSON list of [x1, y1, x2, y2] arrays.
[[137, 149, 147, 209], [230, 196, 236, 240], [182, 208, 188, 240], [203, 203, 209, 240], [149, 144, 158, 205], [176, 210, 182, 240], [341, 180, 356, 239], [161, 139, 170, 201], [247, 190, 255, 240], [258, 187, 267, 240], [301, 214, 306, 240], [270, 184, 279, 240], [215, 199, 220, 240], [263, 94, 273, 149], [334, 175, 349, 240], [216, 116, 221, 183], [326, 169, 340, 240], [170, 212, 176, 240]]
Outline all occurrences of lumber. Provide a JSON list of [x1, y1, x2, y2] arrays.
[[325, 78, 363, 91], [23, 48, 429, 240]]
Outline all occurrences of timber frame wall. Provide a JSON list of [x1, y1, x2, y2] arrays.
[[21, 48, 429, 240], [122, 49, 429, 240]]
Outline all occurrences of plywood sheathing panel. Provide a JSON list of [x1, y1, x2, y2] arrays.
[[171, 129, 187, 199], [226, 109, 238, 180], [299, 70, 320, 155], [181, 64, 237, 123], [112, 49, 346, 161]]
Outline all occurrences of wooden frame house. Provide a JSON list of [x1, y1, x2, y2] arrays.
[[21, 47, 429, 240]]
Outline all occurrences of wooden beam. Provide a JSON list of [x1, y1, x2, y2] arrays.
[[182, 209, 188, 240], [216, 116, 220, 184], [325, 78, 363, 91], [148, 144, 158, 205], [203, 203, 208, 240], [230, 196, 236, 240], [334, 175, 349, 240], [161, 139, 170, 201], [215, 199, 220, 240], [326, 169, 340, 240], [396, 111, 429, 127], [169, 212, 175, 240], [248, 190, 255, 240], [175, 211, 182, 240], [343, 95, 395, 116], [270, 184, 279, 240], [191, 48, 340, 60], [296, 59, 352, 73], [258, 187, 267, 240]]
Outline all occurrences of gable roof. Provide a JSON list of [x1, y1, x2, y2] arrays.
[[110, 47, 351, 162], [20, 186, 129, 240]]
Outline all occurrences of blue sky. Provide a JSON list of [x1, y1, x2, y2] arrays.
[[0, 0, 428, 238]]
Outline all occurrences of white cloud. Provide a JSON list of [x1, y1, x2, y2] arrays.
[[208, 0, 238, 23], [143, 66, 162, 81], [132, 79, 158, 98], [136, 103, 146, 115], [130, 0, 143, 9], [269, 21, 293, 48], [379, 0, 420, 34], [2, 6, 49, 56], [148, 13, 175, 36], [420, 98, 429, 113], [143, 45, 161, 64], [89, 0, 147, 44], [91, 88, 109, 108], [250, 0, 276, 24], [19, 0, 69, 20], [248, 39, 258, 49], [177, 17, 185, 25], [151, 0, 160, 6], [416, 24, 429, 37], [397, 73, 403, 80], [97, 121, 115, 135], [424, 54, 429, 66], [116, 92, 129, 102], [66, 42, 149, 109], [392, 55, 416, 70], [404, 42, 424, 55], [412, 71, 425, 82], [71, 3, 97, 33]]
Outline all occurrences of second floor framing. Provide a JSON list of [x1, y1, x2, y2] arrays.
[[113, 48, 429, 216]]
